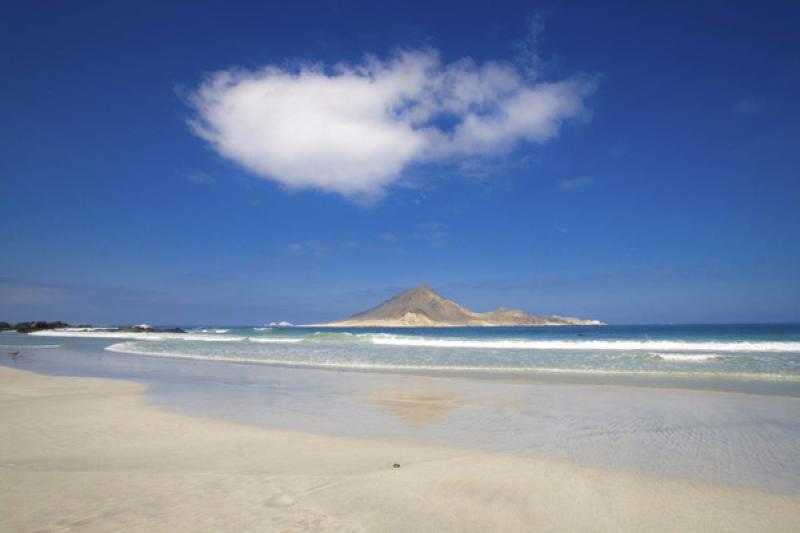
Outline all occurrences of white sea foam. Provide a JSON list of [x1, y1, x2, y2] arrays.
[[30, 330, 234, 341], [103, 342, 798, 381], [652, 353, 722, 362], [28, 329, 800, 354], [29, 329, 302, 344], [246, 337, 303, 344], [367, 336, 800, 353]]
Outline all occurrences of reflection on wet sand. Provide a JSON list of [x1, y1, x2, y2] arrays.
[[371, 389, 458, 425]]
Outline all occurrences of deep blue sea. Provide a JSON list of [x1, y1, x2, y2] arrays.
[[19, 323, 800, 381]]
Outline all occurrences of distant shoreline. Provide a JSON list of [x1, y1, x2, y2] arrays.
[[302, 322, 605, 328]]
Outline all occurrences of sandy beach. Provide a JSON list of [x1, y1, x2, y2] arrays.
[[1, 366, 798, 532]]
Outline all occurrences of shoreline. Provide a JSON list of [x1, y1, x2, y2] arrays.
[[8, 334, 800, 400], [18, 326, 800, 392], [2, 365, 799, 532]]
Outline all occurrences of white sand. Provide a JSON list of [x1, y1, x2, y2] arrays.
[[1, 366, 798, 532]]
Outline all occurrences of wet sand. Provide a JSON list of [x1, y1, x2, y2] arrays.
[[1, 366, 799, 532]]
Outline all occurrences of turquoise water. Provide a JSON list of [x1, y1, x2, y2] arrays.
[[3, 326, 800, 494], [28, 324, 800, 380]]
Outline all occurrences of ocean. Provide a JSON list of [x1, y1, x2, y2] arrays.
[[3, 324, 800, 494], [24, 323, 800, 381]]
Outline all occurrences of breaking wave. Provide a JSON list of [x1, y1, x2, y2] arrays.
[[366, 335, 800, 353], [30, 330, 302, 344], [102, 342, 799, 381], [22, 326, 800, 381], [652, 353, 723, 362], [27, 329, 800, 353]]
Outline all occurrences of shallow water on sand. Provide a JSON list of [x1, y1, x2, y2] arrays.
[[29, 324, 800, 380], [2, 332, 800, 496]]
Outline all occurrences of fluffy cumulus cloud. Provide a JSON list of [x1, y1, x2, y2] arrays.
[[188, 49, 594, 200]]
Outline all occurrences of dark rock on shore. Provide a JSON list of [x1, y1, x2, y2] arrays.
[[13, 321, 71, 333], [2, 321, 186, 334]]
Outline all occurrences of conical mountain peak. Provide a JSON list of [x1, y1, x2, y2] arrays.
[[321, 284, 603, 327], [399, 284, 439, 298]]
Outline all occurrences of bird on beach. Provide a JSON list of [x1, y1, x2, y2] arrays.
[[9, 351, 19, 360]]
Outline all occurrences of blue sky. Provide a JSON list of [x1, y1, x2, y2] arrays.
[[1, 0, 798, 325]]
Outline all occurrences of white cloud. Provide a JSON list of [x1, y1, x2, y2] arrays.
[[188, 49, 594, 201]]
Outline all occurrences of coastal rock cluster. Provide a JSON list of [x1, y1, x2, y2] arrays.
[[0, 322, 186, 334], [1, 321, 73, 333]]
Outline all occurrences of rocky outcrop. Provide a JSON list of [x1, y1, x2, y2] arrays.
[[12, 321, 71, 333], [4, 322, 186, 334]]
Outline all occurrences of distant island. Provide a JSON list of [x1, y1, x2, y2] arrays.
[[315, 284, 604, 327]]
